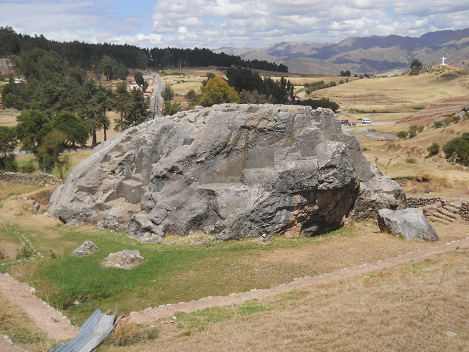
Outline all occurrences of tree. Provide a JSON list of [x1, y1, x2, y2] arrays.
[[162, 101, 181, 116], [161, 84, 175, 102], [134, 71, 148, 91], [443, 133, 469, 166], [15, 110, 50, 154], [199, 76, 239, 107], [186, 89, 199, 105], [397, 131, 408, 139], [339, 70, 351, 77], [36, 129, 70, 176], [114, 87, 150, 130], [0, 126, 18, 171], [427, 142, 440, 155], [49, 111, 89, 148], [410, 58, 423, 75]]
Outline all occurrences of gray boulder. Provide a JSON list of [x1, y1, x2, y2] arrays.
[[48, 104, 405, 240], [103, 250, 145, 269], [377, 208, 439, 241], [72, 241, 99, 256]]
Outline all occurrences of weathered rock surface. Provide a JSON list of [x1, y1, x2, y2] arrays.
[[377, 208, 439, 241], [72, 241, 98, 256], [103, 250, 145, 269], [48, 104, 405, 241]]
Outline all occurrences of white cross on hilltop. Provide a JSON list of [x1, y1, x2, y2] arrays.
[[441, 57, 447, 65]]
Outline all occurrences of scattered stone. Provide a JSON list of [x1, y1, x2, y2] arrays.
[[48, 104, 405, 240], [377, 208, 439, 241], [444, 331, 457, 338], [29, 287, 37, 295], [190, 234, 215, 245], [32, 202, 40, 213], [103, 250, 145, 270], [283, 339, 292, 345], [72, 241, 99, 256], [65, 219, 79, 227], [253, 235, 274, 243]]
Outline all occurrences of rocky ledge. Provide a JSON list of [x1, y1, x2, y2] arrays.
[[48, 104, 405, 241]]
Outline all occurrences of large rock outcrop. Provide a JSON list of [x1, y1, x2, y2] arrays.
[[48, 104, 405, 241]]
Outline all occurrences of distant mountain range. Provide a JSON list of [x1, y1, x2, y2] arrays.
[[214, 29, 469, 75]]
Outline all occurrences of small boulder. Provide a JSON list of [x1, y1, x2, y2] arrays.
[[253, 234, 274, 244], [103, 250, 145, 269], [377, 208, 439, 241], [72, 241, 99, 256]]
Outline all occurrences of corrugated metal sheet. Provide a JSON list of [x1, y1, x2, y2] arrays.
[[50, 307, 116, 352]]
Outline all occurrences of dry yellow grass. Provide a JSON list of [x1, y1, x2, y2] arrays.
[[0, 108, 20, 126], [106, 249, 469, 352], [312, 67, 469, 118]]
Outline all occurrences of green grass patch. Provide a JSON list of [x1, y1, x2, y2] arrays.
[[174, 300, 273, 335], [0, 222, 358, 326]]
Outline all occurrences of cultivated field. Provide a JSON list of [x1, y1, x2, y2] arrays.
[[0, 66, 468, 351]]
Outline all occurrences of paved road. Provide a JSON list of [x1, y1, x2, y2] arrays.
[[149, 70, 164, 118]]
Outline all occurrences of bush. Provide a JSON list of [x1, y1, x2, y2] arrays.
[[0, 248, 6, 260], [443, 133, 469, 166], [19, 161, 36, 173], [427, 142, 440, 155], [405, 158, 417, 164], [434, 120, 443, 128], [16, 241, 35, 259], [397, 131, 408, 139]]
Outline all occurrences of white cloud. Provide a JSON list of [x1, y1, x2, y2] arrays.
[[1, 0, 469, 49]]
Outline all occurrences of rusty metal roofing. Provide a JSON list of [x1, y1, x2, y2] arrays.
[[50, 307, 116, 352]]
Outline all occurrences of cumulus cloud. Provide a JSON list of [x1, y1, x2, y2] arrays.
[[1, 0, 469, 48]]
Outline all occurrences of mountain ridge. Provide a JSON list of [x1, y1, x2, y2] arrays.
[[214, 28, 469, 75]]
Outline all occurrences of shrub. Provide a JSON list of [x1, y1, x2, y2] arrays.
[[19, 161, 36, 173], [405, 158, 417, 164], [408, 125, 419, 138], [427, 142, 440, 155], [417, 125, 424, 133], [397, 131, 408, 139], [16, 241, 35, 259], [443, 133, 469, 166], [434, 120, 443, 128], [0, 248, 6, 260]]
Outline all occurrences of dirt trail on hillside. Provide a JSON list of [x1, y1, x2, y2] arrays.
[[128, 236, 469, 324], [0, 273, 78, 341]]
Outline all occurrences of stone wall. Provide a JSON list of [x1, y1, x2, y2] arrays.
[[406, 197, 441, 208], [461, 202, 469, 221], [0, 172, 62, 186]]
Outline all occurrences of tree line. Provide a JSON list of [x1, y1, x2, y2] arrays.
[[0, 27, 287, 72]]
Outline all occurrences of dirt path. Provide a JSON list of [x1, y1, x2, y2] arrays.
[[128, 236, 469, 324], [0, 273, 78, 341]]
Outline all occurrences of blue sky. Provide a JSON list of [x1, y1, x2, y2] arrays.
[[1, 0, 469, 49]]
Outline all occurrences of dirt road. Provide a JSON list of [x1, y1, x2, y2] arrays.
[[0, 273, 78, 341]]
